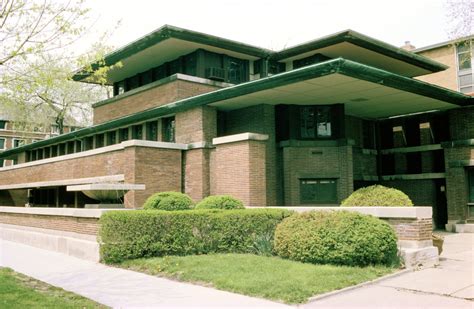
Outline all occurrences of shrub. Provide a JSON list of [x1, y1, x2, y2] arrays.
[[274, 211, 398, 266], [195, 195, 245, 210], [341, 185, 413, 207], [143, 191, 194, 211], [99, 208, 293, 263]]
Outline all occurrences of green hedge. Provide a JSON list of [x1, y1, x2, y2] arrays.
[[195, 195, 245, 210], [274, 211, 398, 266], [99, 209, 293, 263], [341, 185, 413, 207], [143, 191, 194, 210]]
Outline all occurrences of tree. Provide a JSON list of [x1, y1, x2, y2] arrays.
[[0, 0, 92, 85], [445, 0, 474, 40]]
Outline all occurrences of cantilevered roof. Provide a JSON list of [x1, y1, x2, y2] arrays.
[[73, 25, 272, 84], [73, 26, 448, 84], [4, 58, 471, 159], [272, 30, 448, 77]]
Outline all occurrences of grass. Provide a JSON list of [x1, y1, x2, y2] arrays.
[[0, 267, 108, 309], [118, 253, 395, 304]]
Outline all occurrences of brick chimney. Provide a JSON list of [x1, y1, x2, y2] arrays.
[[401, 40, 416, 51]]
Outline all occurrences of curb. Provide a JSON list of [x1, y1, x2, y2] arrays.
[[301, 268, 412, 306]]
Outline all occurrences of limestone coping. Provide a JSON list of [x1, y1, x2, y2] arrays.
[[66, 183, 146, 192], [212, 133, 269, 145], [0, 206, 131, 218], [261, 206, 432, 219]]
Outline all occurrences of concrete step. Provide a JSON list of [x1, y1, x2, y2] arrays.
[[0, 224, 99, 262]]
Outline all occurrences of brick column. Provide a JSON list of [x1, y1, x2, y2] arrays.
[[211, 133, 268, 206]]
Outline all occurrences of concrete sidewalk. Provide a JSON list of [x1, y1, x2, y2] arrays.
[[303, 232, 474, 308], [0, 240, 289, 308]]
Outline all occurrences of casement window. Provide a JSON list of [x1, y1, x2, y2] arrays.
[[300, 179, 337, 204], [162, 116, 175, 143], [96, 134, 105, 148], [0, 120, 6, 130], [300, 106, 332, 139], [119, 128, 129, 142], [107, 131, 117, 145], [13, 139, 25, 148], [132, 125, 143, 140], [0, 138, 5, 150], [146, 121, 158, 141], [456, 41, 473, 94]]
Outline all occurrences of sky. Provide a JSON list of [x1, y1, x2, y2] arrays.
[[85, 0, 457, 52]]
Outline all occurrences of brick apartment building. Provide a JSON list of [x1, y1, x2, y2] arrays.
[[0, 26, 472, 230], [0, 115, 79, 168]]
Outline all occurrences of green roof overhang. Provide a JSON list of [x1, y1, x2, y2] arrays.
[[72, 25, 272, 83], [3, 58, 471, 159], [272, 30, 448, 76]]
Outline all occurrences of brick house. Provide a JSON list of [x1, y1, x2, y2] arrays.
[[0, 26, 472, 230]]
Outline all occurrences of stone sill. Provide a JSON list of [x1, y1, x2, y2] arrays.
[[213, 133, 268, 145], [261, 206, 432, 219], [0, 206, 130, 218]]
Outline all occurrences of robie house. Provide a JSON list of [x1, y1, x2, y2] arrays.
[[0, 26, 473, 231]]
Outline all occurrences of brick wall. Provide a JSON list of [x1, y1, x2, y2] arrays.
[[381, 180, 436, 207], [282, 145, 353, 205], [384, 217, 433, 241], [352, 150, 377, 178], [222, 105, 278, 205], [93, 80, 218, 125], [0, 212, 99, 235], [448, 107, 474, 140], [416, 45, 458, 91], [211, 139, 267, 206]]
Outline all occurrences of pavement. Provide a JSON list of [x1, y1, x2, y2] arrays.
[[303, 232, 474, 309], [0, 232, 472, 308]]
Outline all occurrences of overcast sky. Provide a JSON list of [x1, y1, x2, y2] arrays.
[[87, 0, 455, 52]]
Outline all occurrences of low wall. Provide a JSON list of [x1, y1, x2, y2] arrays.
[[265, 206, 438, 268], [0, 207, 128, 262]]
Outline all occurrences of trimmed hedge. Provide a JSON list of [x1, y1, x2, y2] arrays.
[[341, 185, 413, 207], [274, 211, 398, 266], [195, 195, 245, 210], [143, 191, 194, 210], [99, 209, 293, 263]]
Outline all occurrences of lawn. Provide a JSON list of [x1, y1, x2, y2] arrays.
[[118, 253, 395, 304], [0, 267, 107, 308]]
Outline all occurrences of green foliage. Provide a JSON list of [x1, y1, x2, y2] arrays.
[[195, 195, 245, 210], [341, 185, 414, 207], [99, 209, 293, 263], [274, 211, 398, 266], [143, 191, 194, 211], [119, 254, 394, 304]]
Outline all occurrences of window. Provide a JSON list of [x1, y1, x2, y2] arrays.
[[0, 159, 3, 167], [0, 138, 5, 150], [456, 41, 473, 94], [51, 125, 60, 135], [300, 179, 337, 204], [146, 121, 158, 141], [13, 139, 25, 148], [162, 117, 175, 142], [96, 134, 105, 148], [0, 120, 6, 130], [300, 106, 332, 139], [132, 125, 143, 140], [119, 128, 129, 142], [107, 131, 117, 145]]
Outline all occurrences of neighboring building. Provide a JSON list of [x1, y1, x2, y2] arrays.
[[0, 116, 80, 167], [0, 26, 472, 230]]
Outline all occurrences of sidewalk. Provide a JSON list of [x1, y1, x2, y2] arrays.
[[0, 239, 289, 308], [303, 232, 474, 308]]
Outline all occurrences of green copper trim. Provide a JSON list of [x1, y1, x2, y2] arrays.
[[272, 30, 447, 73], [3, 58, 472, 159], [73, 25, 272, 81]]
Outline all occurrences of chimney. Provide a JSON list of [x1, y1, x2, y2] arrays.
[[401, 40, 416, 51]]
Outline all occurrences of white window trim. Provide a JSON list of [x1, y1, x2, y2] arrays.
[[12, 138, 26, 148], [455, 41, 474, 93]]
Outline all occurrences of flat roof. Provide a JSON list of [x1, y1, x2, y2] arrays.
[[414, 34, 474, 53], [4, 58, 471, 159], [73, 26, 448, 84]]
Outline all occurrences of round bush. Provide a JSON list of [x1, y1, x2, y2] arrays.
[[143, 191, 194, 211], [341, 185, 413, 207], [274, 211, 398, 266], [195, 195, 245, 210]]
